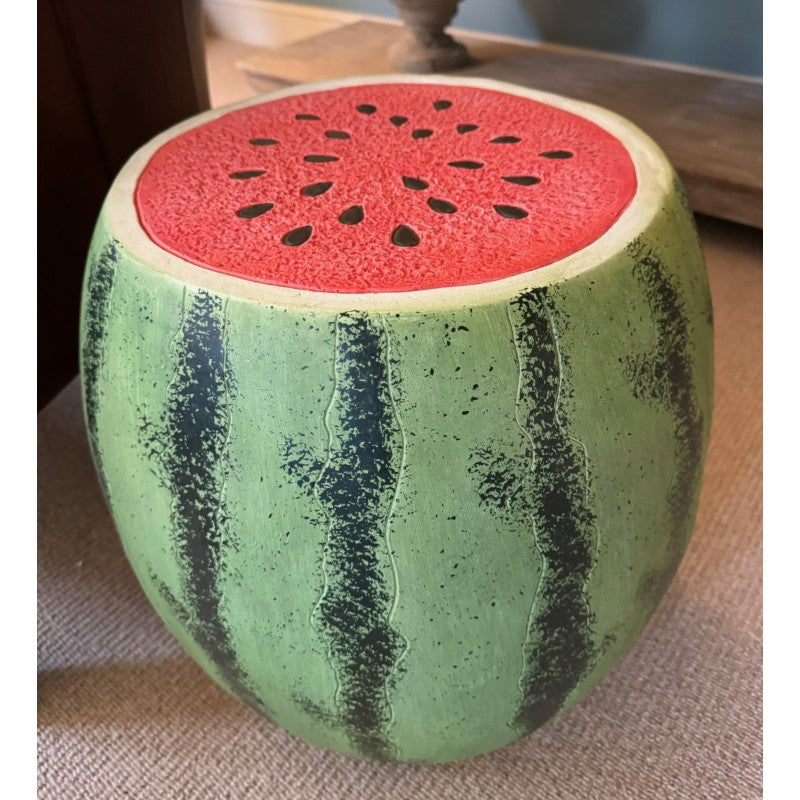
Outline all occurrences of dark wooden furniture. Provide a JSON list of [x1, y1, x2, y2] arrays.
[[38, 0, 209, 407]]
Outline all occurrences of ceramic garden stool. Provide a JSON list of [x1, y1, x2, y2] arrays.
[[80, 75, 713, 764]]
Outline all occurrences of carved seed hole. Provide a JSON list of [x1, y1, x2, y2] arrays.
[[296, 113, 320, 121], [356, 104, 377, 115], [448, 160, 484, 170], [339, 205, 364, 225], [427, 198, 457, 214], [282, 225, 313, 246], [433, 100, 452, 110], [301, 181, 333, 197], [502, 175, 541, 186], [304, 154, 339, 163], [390, 115, 408, 126], [325, 130, 350, 139], [402, 176, 428, 190], [392, 225, 420, 247], [249, 138, 278, 146], [540, 150, 573, 159], [230, 170, 266, 180], [457, 124, 479, 134], [493, 205, 528, 219], [412, 129, 434, 139], [236, 203, 274, 219]]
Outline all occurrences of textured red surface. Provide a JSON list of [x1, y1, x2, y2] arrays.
[[135, 83, 637, 293]]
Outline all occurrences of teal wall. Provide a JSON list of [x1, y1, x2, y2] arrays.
[[279, 0, 762, 77]]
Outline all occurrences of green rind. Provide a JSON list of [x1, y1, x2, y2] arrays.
[[80, 237, 118, 500], [80, 173, 712, 763]]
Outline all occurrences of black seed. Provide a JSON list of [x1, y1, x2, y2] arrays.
[[491, 136, 521, 144], [304, 154, 339, 163], [402, 176, 428, 190], [427, 198, 457, 214], [301, 181, 333, 197], [283, 225, 313, 246], [390, 115, 408, 126], [540, 150, 573, 159], [433, 99, 452, 110], [392, 225, 420, 247], [493, 204, 529, 219], [448, 160, 483, 169], [230, 170, 265, 179], [296, 113, 320, 121], [503, 175, 541, 186], [356, 104, 377, 115], [249, 138, 278, 146], [457, 124, 479, 134], [236, 203, 274, 219], [412, 129, 433, 139], [339, 205, 364, 225], [325, 130, 351, 139]]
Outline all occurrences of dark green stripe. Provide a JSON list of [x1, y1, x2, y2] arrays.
[[142, 289, 264, 713], [81, 239, 118, 498], [469, 290, 597, 733], [509, 289, 597, 733], [314, 312, 404, 761], [624, 237, 705, 602]]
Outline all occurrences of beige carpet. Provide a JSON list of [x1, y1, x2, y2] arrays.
[[38, 215, 762, 799]]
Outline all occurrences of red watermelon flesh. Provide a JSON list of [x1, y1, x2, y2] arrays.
[[135, 83, 637, 293]]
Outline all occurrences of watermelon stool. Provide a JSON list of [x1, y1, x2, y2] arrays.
[[80, 76, 713, 764]]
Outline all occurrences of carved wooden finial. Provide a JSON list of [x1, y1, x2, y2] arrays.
[[389, 0, 471, 73]]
